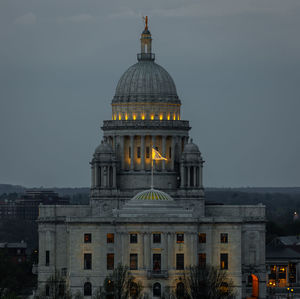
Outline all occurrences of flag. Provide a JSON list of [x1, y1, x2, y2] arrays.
[[152, 147, 167, 161]]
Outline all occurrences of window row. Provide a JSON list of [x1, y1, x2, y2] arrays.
[[83, 232, 229, 244], [82, 252, 229, 271]]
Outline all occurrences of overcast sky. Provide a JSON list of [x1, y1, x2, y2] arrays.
[[0, 0, 299, 188]]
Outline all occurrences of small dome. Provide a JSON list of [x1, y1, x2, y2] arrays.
[[94, 141, 113, 154], [132, 189, 173, 201], [183, 139, 200, 154], [112, 61, 180, 104]]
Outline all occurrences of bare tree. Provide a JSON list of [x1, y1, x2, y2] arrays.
[[94, 264, 143, 299], [182, 265, 235, 299], [35, 271, 73, 299]]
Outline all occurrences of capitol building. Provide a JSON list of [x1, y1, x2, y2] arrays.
[[38, 21, 266, 298]]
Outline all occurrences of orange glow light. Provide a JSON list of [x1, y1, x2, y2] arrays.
[[118, 113, 122, 120], [125, 113, 128, 120], [151, 114, 154, 120], [173, 113, 176, 120], [159, 114, 163, 120], [141, 114, 145, 120], [133, 114, 136, 120], [167, 114, 170, 120]]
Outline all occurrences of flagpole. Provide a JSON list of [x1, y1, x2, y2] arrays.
[[151, 158, 154, 189]]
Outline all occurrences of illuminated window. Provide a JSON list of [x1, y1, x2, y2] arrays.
[[159, 114, 163, 120], [150, 114, 154, 120], [167, 114, 170, 120], [220, 253, 228, 270], [130, 254, 138, 270], [173, 113, 176, 120], [176, 254, 184, 270], [199, 233, 206, 243], [84, 253, 92, 270], [153, 233, 161, 243], [176, 233, 184, 243], [198, 253, 206, 268], [130, 233, 138, 244], [177, 114, 180, 120], [107, 253, 114, 270], [125, 113, 128, 120], [137, 147, 141, 158], [113, 114, 116, 120], [141, 113, 145, 120], [45, 250, 50, 266], [84, 233, 92, 243], [153, 254, 161, 271], [146, 147, 150, 159], [107, 233, 114, 243], [118, 113, 122, 120], [220, 233, 228, 243], [169, 147, 172, 159], [128, 146, 131, 158]]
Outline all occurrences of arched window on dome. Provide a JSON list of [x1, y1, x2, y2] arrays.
[[84, 282, 92, 296], [153, 282, 161, 297]]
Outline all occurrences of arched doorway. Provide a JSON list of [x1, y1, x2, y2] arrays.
[[247, 274, 259, 299], [153, 282, 161, 297]]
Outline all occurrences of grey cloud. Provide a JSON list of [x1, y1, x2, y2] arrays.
[[14, 12, 37, 25]]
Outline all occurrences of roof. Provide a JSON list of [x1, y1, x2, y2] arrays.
[[266, 245, 300, 260], [112, 61, 180, 104]]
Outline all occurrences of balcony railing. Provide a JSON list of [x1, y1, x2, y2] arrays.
[[147, 270, 168, 279], [137, 53, 155, 61], [102, 120, 190, 131]]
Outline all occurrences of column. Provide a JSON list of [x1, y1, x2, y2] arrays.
[[162, 135, 166, 170], [194, 166, 197, 187], [141, 135, 145, 170], [180, 164, 185, 188], [171, 136, 176, 171], [167, 232, 174, 269], [122, 232, 128, 266], [164, 233, 168, 270], [187, 166, 191, 187], [120, 135, 125, 170], [130, 135, 134, 170], [144, 233, 150, 269], [199, 163, 203, 188], [113, 165, 117, 188], [113, 135, 117, 152], [115, 232, 122, 264]]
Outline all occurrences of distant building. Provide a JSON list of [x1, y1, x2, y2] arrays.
[[0, 190, 69, 220], [37, 22, 266, 299], [0, 241, 27, 264]]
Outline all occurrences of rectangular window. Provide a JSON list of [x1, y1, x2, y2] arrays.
[[146, 147, 150, 159], [198, 253, 206, 268], [199, 233, 206, 243], [130, 233, 138, 244], [176, 233, 184, 243], [137, 147, 141, 158], [220, 253, 228, 270], [176, 253, 184, 270], [107, 253, 114, 270], [220, 233, 228, 243], [129, 146, 131, 158], [84, 233, 92, 243], [169, 147, 172, 159], [107, 233, 114, 243], [84, 253, 92, 270], [153, 254, 161, 271], [45, 250, 50, 266], [153, 233, 161, 244], [130, 254, 138, 270]]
